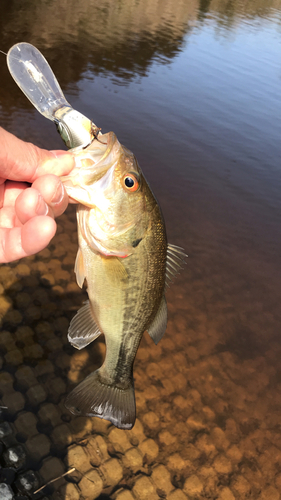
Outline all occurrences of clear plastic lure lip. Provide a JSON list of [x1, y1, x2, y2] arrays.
[[7, 42, 70, 120], [6, 42, 95, 149]]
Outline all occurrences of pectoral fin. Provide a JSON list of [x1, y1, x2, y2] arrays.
[[74, 248, 85, 289], [68, 300, 102, 350], [147, 296, 168, 345], [102, 256, 128, 285]]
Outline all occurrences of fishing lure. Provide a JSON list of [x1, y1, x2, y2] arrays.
[[6, 42, 94, 149]]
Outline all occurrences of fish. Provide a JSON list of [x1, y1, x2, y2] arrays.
[[61, 130, 186, 429]]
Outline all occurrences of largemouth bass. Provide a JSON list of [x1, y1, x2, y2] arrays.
[[61, 131, 185, 429]]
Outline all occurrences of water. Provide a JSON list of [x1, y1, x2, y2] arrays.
[[1, 0, 281, 498]]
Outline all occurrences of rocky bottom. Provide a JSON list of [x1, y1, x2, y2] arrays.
[[0, 205, 281, 500]]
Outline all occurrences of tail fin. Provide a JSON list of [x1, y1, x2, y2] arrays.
[[65, 370, 136, 429]]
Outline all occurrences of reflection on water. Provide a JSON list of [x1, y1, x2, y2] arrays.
[[1, 0, 281, 498]]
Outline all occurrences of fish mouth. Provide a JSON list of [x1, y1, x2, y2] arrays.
[[60, 131, 119, 201]]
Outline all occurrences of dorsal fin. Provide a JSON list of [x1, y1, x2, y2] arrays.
[[165, 244, 187, 288]]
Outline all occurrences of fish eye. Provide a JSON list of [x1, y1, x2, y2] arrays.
[[123, 173, 139, 192]]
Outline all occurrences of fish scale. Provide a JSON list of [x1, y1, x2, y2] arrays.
[[96, 237, 163, 381]]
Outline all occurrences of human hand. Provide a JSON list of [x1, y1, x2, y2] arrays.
[[0, 127, 75, 263]]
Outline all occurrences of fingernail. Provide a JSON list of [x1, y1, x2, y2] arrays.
[[36, 194, 48, 216], [51, 181, 64, 205]]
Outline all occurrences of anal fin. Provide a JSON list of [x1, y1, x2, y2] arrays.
[[147, 296, 168, 345], [68, 300, 102, 350]]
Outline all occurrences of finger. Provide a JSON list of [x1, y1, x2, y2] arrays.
[[31, 174, 69, 218], [2, 181, 29, 206], [0, 206, 17, 229], [15, 187, 50, 225], [0, 216, 56, 263], [0, 127, 75, 182]]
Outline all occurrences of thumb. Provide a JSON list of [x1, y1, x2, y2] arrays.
[[0, 127, 75, 183]]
